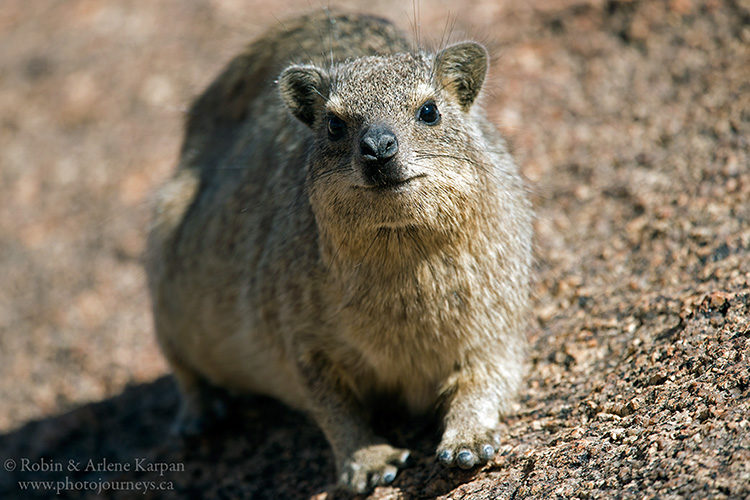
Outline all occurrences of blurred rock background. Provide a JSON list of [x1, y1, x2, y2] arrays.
[[0, 0, 747, 498]]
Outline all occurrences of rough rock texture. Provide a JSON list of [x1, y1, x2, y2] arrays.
[[0, 0, 747, 498]]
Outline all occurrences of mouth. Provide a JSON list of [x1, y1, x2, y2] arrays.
[[355, 174, 426, 192]]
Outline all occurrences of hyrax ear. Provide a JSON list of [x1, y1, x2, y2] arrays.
[[278, 65, 330, 127], [434, 42, 488, 110]]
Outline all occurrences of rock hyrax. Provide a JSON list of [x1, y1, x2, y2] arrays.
[[147, 10, 532, 493]]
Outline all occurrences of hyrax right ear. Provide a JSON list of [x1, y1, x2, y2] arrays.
[[434, 42, 489, 110], [278, 65, 330, 127]]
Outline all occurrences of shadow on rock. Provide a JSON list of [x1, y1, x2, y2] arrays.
[[0, 376, 337, 499]]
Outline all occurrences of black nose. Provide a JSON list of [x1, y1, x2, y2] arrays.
[[359, 125, 404, 186], [360, 125, 399, 164]]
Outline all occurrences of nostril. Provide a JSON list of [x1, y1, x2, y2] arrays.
[[360, 126, 399, 163], [360, 136, 379, 161], [379, 134, 398, 161]]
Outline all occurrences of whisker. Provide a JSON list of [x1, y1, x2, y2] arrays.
[[310, 86, 327, 100], [409, 0, 421, 53], [414, 152, 477, 163], [438, 14, 457, 53], [324, 229, 346, 276], [325, 5, 335, 70], [311, 165, 350, 183]]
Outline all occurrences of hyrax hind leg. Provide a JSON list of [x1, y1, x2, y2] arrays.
[[165, 352, 229, 437], [147, 169, 228, 436]]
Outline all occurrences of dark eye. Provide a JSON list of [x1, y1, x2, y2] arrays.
[[327, 115, 346, 140], [418, 101, 440, 125]]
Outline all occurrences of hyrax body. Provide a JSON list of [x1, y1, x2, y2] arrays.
[[147, 10, 532, 493]]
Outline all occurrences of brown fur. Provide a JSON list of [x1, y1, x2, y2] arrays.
[[146, 10, 532, 493]]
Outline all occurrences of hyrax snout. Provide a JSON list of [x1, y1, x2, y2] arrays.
[[147, 10, 532, 494], [358, 124, 401, 186]]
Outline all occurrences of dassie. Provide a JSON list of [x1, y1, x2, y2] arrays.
[[147, 10, 532, 493]]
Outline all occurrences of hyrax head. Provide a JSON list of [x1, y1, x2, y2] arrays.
[[279, 43, 491, 234]]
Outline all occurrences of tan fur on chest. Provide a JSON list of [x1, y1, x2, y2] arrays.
[[319, 231, 503, 412]]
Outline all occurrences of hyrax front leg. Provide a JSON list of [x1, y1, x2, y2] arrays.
[[299, 353, 411, 493], [437, 356, 522, 469]]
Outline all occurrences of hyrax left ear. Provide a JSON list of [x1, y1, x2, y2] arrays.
[[278, 65, 330, 127], [434, 42, 488, 110]]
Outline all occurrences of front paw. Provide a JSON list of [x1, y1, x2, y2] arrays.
[[436, 429, 499, 470], [337, 444, 411, 494]]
